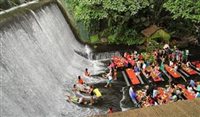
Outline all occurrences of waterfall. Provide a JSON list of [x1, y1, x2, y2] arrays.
[[0, 3, 105, 117]]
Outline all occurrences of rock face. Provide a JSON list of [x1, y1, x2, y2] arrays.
[[184, 36, 199, 45], [171, 36, 199, 48]]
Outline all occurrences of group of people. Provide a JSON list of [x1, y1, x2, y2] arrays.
[[129, 80, 200, 108], [110, 44, 192, 82], [109, 44, 200, 109], [66, 66, 120, 113], [67, 44, 198, 113], [67, 68, 102, 105]]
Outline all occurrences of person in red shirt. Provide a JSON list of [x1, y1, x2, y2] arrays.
[[107, 107, 113, 114], [77, 76, 84, 84], [139, 54, 143, 60]]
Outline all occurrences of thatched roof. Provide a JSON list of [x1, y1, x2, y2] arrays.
[[141, 25, 161, 37], [97, 99, 200, 117]]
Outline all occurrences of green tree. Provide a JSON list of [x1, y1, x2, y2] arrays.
[[64, 0, 199, 45], [164, 0, 200, 23], [71, 0, 150, 24], [65, 0, 150, 44]]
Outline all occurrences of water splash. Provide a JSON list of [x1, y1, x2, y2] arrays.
[[85, 44, 92, 60]]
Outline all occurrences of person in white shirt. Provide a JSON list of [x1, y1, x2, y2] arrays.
[[187, 85, 194, 93], [104, 72, 113, 88], [142, 62, 146, 70], [169, 61, 173, 67], [186, 61, 191, 67], [174, 64, 178, 71], [186, 50, 189, 61], [163, 44, 169, 49]]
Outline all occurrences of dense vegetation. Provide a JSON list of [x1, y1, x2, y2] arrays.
[[65, 0, 200, 46], [1, 0, 199, 47]]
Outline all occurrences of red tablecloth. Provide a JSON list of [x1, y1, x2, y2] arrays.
[[126, 68, 140, 85], [177, 84, 195, 100], [192, 61, 200, 69], [164, 65, 181, 78], [182, 65, 197, 75]]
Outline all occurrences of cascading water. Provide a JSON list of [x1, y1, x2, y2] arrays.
[[0, 3, 107, 117], [92, 51, 121, 60], [84, 45, 92, 60], [120, 86, 135, 111]]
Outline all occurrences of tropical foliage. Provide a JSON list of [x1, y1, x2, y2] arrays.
[[65, 0, 150, 44], [65, 0, 200, 45], [1, 0, 199, 46], [164, 0, 200, 23]]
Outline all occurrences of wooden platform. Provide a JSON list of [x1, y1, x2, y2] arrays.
[[96, 99, 200, 117]]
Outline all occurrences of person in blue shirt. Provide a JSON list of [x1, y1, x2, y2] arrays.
[[189, 79, 196, 88], [129, 86, 139, 107], [134, 66, 140, 76]]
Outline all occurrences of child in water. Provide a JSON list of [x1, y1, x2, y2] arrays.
[[84, 68, 90, 77], [77, 76, 84, 84]]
